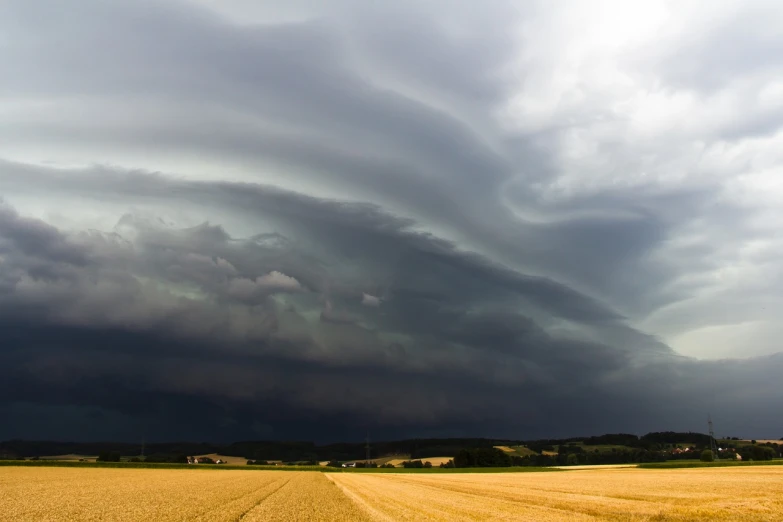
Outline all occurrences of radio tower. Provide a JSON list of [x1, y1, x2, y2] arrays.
[[708, 414, 720, 461]]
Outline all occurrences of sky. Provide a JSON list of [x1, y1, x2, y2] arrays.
[[1, 0, 782, 442]]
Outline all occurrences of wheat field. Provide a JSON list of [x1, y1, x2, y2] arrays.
[[384, 456, 453, 467], [0, 468, 369, 521], [331, 467, 783, 520], [3, 466, 783, 521]]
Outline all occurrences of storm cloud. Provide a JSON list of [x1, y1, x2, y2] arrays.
[[1, 0, 782, 441]]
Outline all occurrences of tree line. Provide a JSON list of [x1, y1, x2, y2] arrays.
[[4, 433, 781, 465]]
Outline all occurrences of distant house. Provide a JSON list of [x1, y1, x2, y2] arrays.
[[216, 459, 225, 464], [342, 462, 357, 468]]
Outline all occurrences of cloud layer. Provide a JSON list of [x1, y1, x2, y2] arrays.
[[1, 0, 782, 441]]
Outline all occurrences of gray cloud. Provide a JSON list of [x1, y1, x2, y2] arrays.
[[0, 0, 782, 440], [0, 181, 780, 440]]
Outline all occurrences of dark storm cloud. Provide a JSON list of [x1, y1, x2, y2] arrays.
[[0, 0, 524, 253], [1, 172, 781, 441], [4, 0, 764, 330], [0, 205, 88, 267], [1, 0, 782, 441]]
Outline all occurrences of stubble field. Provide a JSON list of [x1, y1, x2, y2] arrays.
[[3, 466, 782, 521]]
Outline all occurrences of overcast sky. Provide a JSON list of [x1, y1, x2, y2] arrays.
[[1, 0, 782, 442]]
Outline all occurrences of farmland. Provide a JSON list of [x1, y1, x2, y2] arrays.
[[0, 467, 369, 521], [3, 465, 783, 520], [330, 467, 783, 520]]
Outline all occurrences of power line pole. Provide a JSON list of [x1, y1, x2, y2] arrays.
[[365, 432, 371, 468], [708, 414, 719, 461]]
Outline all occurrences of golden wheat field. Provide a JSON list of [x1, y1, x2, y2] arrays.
[[2, 466, 783, 521]]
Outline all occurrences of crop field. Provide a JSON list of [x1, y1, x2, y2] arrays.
[[192, 453, 249, 465], [384, 456, 453, 467], [3, 465, 783, 521], [0, 467, 370, 521], [495, 445, 538, 457], [330, 467, 783, 520]]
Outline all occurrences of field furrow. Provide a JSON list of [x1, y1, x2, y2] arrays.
[[3, 466, 783, 521], [194, 476, 290, 521], [240, 472, 371, 521], [329, 472, 595, 521], [329, 467, 783, 521]]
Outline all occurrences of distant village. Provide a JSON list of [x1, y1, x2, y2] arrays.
[[186, 456, 362, 466], [672, 446, 742, 460], [187, 456, 226, 464]]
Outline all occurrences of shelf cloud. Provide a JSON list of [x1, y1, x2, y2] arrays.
[[1, 0, 782, 441]]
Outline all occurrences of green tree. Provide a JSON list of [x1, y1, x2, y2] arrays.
[[454, 448, 512, 468], [97, 451, 121, 462], [700, 450, 714, 462]]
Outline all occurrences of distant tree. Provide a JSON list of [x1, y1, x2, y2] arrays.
[[424, 461, 433, 468], [97, 451, 121, 462], [581, 434, 640, 447], [700, 450, 714, 462], [740, 445, 776, 461], [566, 454, 579, 466], [751, 440, 757, 444], [642, 432, 711, 447], [454, 448, 511, 468]]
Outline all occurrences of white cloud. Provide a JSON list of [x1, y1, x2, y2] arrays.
[[361, 293, 381, 307], [256, 271, 302, 292], [227, 271, 301, 301]]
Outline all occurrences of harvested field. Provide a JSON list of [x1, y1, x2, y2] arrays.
[[0, 467, 367, 522], [385, 456, 452, 467], [418, 457, 453, 466], [495, 445, 537, 457], [330, 467, 783, 521], [193, 453, 248, 465], [39, 454, 97, 461], [3, 465, 783, 520], [552, 464, 636, 470], [371, 455, 409, 465]]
